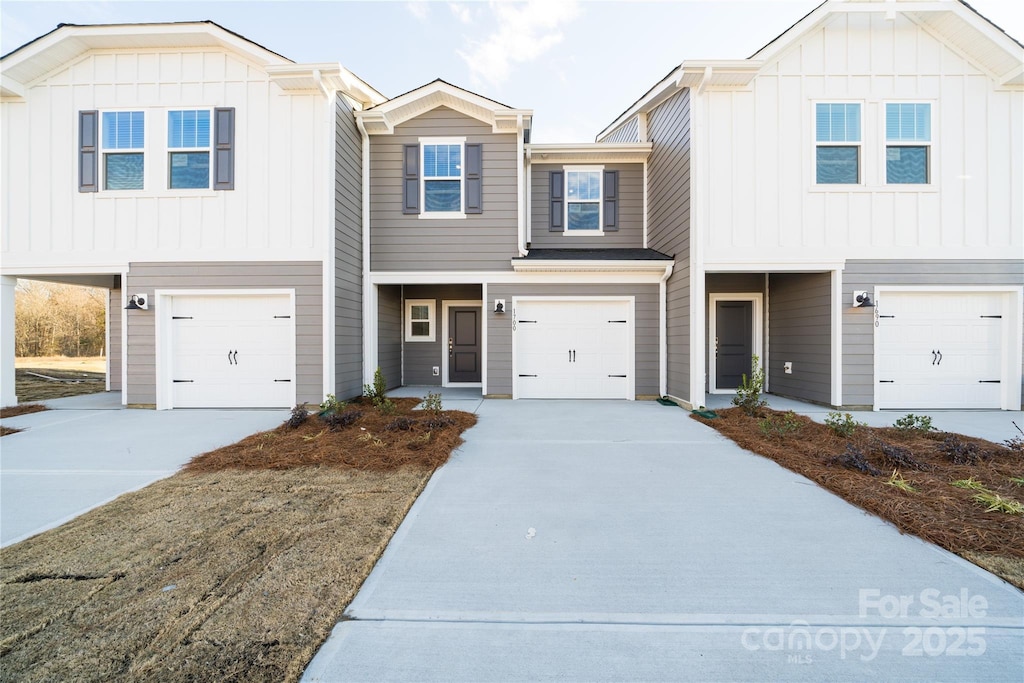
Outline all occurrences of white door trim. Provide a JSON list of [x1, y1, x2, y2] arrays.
[[871, 285, 1023, 411], [441, 300, 483, 388], [511, 296, 636, 400], [155, 289, 296, 410], [708, 293, 764, 394]]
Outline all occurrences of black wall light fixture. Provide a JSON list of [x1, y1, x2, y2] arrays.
[[852, 290, 874, 308], [125, 294, 148, 310]]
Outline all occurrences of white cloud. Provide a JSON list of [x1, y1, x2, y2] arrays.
[[457, 0, 580, 87], [448, 3, 474, 25], [406, 1, 430, 22]]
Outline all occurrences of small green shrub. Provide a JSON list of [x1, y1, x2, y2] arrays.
[[884, 470, 918, 494], [825, 411, 866, 438], [731, 355, 766, 417], [972, 491, 1024, 515], [318, 393, 345, 416], [363, 367, 388, 403], [758, 410, 802, 438], [423, 392, 444, 414], [377, 397, 397, 416], [893, 414, 936, 433]]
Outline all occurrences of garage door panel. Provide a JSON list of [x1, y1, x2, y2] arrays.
[[877, 292, 1005, 409]]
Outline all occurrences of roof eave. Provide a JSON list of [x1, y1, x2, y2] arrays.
[[511, 259, 672, 273]]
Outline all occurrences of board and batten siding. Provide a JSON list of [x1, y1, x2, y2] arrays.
[[530, 163, 645, 249], [335, 98, 363, 399], [377, 285, 403, 390], [767, 272, 832, 405], [842, 259, 1024, 409], [401, 284, 481, 386], [486, 283, 660, 398], [107, 287, 123, 391], [1, 49, 331, 270], [601, 116, 641, 144], [369, 107, 519, 271], [646, 89, 692, 403], [124, 261, 323, 405], [700, 11, 1022, 266]]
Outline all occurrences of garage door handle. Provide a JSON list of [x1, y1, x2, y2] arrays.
[[228, 350, 238, 365], [936, 350, 942, 365], [931, 350, 937, 365]]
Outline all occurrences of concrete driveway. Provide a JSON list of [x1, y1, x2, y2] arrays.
[[0, 392, 287, 546], [304, 400, 1023, 682]]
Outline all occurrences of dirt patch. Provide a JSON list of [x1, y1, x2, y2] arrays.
[[1, 404, 48, 419], [1, 397, 477, 682], [0, 426, 21, 437], [696, 407, 1024, 589], [15, 368, 105, 402], [15, 356, 107, 373]]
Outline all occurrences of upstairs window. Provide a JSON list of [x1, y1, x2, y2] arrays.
[[423, 142, 463, 213], [102, 111, 145, 190], [566, 169, 602, 231], [168, 110, 211, 189], [886, 103, 931, 184], [815, 103, 861, 184]]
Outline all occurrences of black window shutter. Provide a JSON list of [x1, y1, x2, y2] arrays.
[[603, 170, 619, 231], [465, 143, 482, 214], [79, 111, 98, 193], [213, 107, 235, 190], [549, 170, 564, 231], [403, 144, 420, 214]]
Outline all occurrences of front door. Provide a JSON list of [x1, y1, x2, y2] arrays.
[[448, 307, 481, 383], [715, 300, 753, 390]]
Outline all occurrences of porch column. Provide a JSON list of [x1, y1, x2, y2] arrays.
[[0, 276, 17, 406]]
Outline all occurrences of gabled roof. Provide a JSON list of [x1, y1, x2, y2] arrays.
[[597, 0, 1024, 142], [355, 79, 532, 135], [0, 21, 384, 106]]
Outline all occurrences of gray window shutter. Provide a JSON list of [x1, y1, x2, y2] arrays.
[[213, 107, 235, 190], [465, 143, 482, 214], [403, 144, 420, 214], [549, 170, 564, 231], [79, 111, 98, 193], [603, 170, 618, 231]]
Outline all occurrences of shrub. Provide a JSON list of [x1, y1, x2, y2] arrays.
[[363, 367, 388, 404], [828, 443, 881, 476], [940, 435, 979, 465], [423, 414, 455, 430], [876, 440, 927, 471], [318, 393, 345, 416], [893, 414, 936, 433], [407, 431, 432, 450], [385, 416, 418, 431], [1004, 421, 1024, 453], [286, 404, 309, 429], [824, 411, 866, 438], [423, 392, 444, 414], [758, 410, 802, 438], [321, 410, 362, 430], [731, 354, 766, 417]]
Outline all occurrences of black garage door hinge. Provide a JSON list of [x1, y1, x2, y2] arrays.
[[980, 315, 1002, 319], [978, 380, 1001, 384], [879, 380, 895, 383], [879, 315, 895, 319], [273, 315, 291, 319], [608, 320, 627, 324], [173, 379, 194, 383], [517, 320, 538, 324], [172, 316, 193, 320], [518, 374, 538, 378], [607, 374, 628, 378], [274, 379, 292, 383]]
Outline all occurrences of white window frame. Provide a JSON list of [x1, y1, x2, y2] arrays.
[[166, 108, 213, 190], [813, 101, 862, 186], [564, 165, 604, 235], [100, 109, 147, 192], [405, 299, 436, 342], [882, 102, 933, 186], [420, 136, 466, 219]]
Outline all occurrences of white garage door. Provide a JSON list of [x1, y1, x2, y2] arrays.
[[168, 294, 295, 408], [876, 291, 1005, 409], [515, 299, 633, 399]]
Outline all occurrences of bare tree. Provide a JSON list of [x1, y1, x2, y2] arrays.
[[14, 280, 106, 357]]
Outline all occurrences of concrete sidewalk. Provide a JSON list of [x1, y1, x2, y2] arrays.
[[304, 400, 1023, 682], [1, 392, 287, 546]]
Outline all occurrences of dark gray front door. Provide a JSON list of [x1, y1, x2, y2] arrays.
[[715, 300, 753, 390], [448, 307, 481, 383]]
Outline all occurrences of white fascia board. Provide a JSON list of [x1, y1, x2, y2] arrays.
[[705, 261, 847, 273], [1, 263, 129, 276], [511, 260, 672, 273], [368, 270, 668, 285], [267, 63, 386, 105], [1, 75, 25, 98], [526, 142, 652, 164]]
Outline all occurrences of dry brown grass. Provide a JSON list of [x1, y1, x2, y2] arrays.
[[1, 398, 477, 682], [697, 407, 1024, 589], [14, 368, 105, 402]]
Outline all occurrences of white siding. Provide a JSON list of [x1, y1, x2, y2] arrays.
[[698, 11, 1023, 265], [1, 48, 329, 270]]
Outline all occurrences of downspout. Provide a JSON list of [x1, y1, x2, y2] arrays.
[[659, 261, 674, 399], [314, 69, 336, 400], [356, 114, 375, 387], [516, 114, 528, 256]]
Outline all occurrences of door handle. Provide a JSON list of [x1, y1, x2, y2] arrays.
[[448, 338, 453, 357], [931, 350, 937, 365], [936, 350, 942, 366]]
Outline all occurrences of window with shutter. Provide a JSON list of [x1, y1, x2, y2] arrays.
[[417, 137, 476, 218], [213, 108, 235, 191], [79, 111, 98, 193]]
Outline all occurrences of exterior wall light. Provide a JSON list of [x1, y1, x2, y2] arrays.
[[125, 294, 149, 310], [853, 291, 874, 308]]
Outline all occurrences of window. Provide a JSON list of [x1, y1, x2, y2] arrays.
[[423, 142, 463, 212], [168, 110, 211, 189], [102, 111, 145, 190], [815, 103, 861, 184], [405, 299, 435, 342], [886, 103, 930, 184], [565, 169, 602, 231]]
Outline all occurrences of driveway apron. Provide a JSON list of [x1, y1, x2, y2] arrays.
[[304, 400, 1024, 681]]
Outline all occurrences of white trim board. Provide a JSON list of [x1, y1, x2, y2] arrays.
[[441, 300, 483, 388], [708, 293, 764, 395]]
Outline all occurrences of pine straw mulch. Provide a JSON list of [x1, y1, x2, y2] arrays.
[[695, 407, 1024, 589], [1, 404, 48, 419], [183, 397, 477, 473], [1, 398, 477, 683]]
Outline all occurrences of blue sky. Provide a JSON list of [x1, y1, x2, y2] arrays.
[[3, 1, 1022, 142]]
